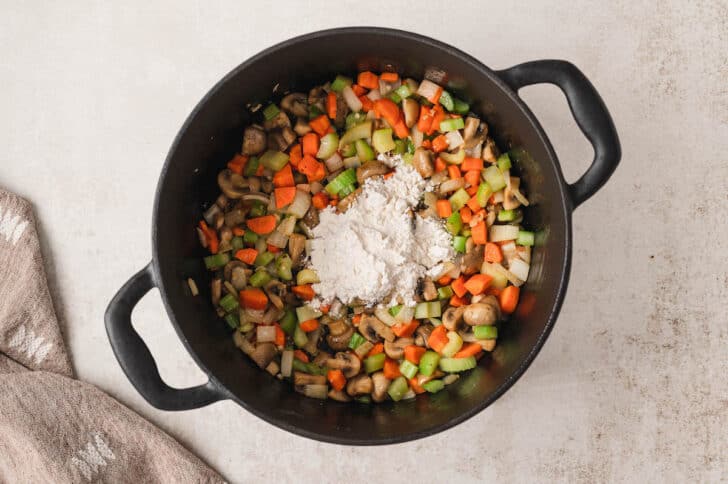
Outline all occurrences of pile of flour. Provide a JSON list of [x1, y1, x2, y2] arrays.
[[309, 158, 453, 308]]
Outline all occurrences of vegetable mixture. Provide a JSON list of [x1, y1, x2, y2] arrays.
[[194, 70, 533, 403]]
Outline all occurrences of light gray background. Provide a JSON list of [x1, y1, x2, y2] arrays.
[[1, 1, 726, 482]]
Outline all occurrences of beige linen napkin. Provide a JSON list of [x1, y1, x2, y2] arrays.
[[0, 189, 223, 483]]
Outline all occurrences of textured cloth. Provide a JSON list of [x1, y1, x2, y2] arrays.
[[0, 189, 223, 483]]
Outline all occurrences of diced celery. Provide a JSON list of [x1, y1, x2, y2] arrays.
[[414, 301, 441, 319], [296, 304, 322, 322], [243, 229, 259, 245], [331, 75, 352, 92], [498, 209, 519, 222], [481, 262, 509, 289], [263, 104, 280, 121], [452, 235, 467, 253], [296, 268, 320, 285], [231, 236, 244, 251], [339, 121, 372, 148], [325, 168, 357, 196], [364, 353, 386, 373], [260, 150, 290, 171], [348, 332, 366, 350], [395, 84, 412, 99], [224, 313, 239, 329], [387, 376, 409, 401], [439, 117, 465, 132], [293, 325, 309, 348], [449, 188, 470, 211], [483, 165, 506, 192], [418, 351, 440, 376], [474, 325, 498, 340], [429, 317, 442, 326], [476, 182, 492, 207], [389, 305, 403, 317], [437, 286, 454, 300], [440, 148, 465, 164], [439, 90, 455, 111], [204, 253, 229, 270], [452, 98, 470, 115], [423, 379, 445, 393], [372, 128, 396, 153], [340, 143, 357, 157], [275, 254, 293, 281], [243, 156, 260, 177], [387, 91, 401, 104], [249, 269, 271, 288], [317, 132, 339, 160], [393, 139, 406, 155], [308, 105, 324, 119], [219, 294, 239, 313], [517, 230, 535, 247], [279, 309, 297, 335], [399, 359, 419, 379], [439, 356, 476, 372], [441, 331, 463, 357], [445, 212, 462, 235], [249, 200, 267, 218], [254, 251, 275, 267], [497, 153, 512, 171], [346, 111, 367, 129], [402, 152, 414, 164], [355, 139, 375, 162]]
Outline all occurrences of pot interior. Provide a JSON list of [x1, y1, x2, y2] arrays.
[[153, 28, 570, 444]]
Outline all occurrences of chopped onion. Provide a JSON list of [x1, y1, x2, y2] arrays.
[[374, 307, 397, 326], [439, 177, 465, 194], [394, 305, 415, 323], [280, 349, 293, 377], [286, 189, 311, 218], [187, 278, 199, 296], [354, 341, 374, 359], [309, 181, 324, 194], [302, 384, 328, 399], [516, 245, 531, 264], [490, 262, 524, 287], [416, 79, 441, 101], [265, 360, 279, 376], [366, 89, 382, 101], [266, 230, 288, 248], [203, 204, 221, 225], [500, 241, 518, 265], [411, 125, 424, 148], [278, 215, 296, 236], [508, 258, 530, 284], [445, 130, 464, 150], [402, 389, 417, 400], [443, 374, 460, 385], [489, 224, 519, 242], [492, 190, 505, 203], [324, 152, 344, 172], [256, 325, 277, 343], [343, 155, 361, 169], [511, 178, 530, 206], [342, 85, 363, 111]]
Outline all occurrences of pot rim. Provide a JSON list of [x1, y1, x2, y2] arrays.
[[151, 26, 573, 445]]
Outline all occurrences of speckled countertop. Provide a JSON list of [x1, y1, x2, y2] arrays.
[[1, 1, 725, 482]]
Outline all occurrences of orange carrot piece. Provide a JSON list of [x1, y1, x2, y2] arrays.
[[240, 288, 268, 310], [434, 156, 447, 172], [464, 170, 480, 188], [327, 369, 346, 391], [357, 71, 379, 89], [466, 186, 478, 197], [302, 132, 320, 156], [291, 284, 315, 301], [451, 276, 468, 297], [454, 342, 483, 359], [392, 320, 419, 338], [359, 95, 373, 112], [421, 139, 432, 149], [352, 314, 362, 326], [449, 294, 469, 307], [409, 377, 426, 394], [464, 274, 493, 296], [393, 118, 409, 139], [460, 206, 473, 224], [404, 345, 426, 364], [267, 244, 280, 253], [307, 160, 326, 183], [246, 215, 277, 235], [326, 91, 337, 120], [351, 84, 366, 96], [471, 221, 487, 245], [198, 220, 219, 254], [432, 134, 449, 153], [485, 287, 502, 297], [484, 242, 503, 263], [437, 274, 452, 286], [319, 304, 330, 315], [273, 163, 295, 188], [499, 285, 520, 314], [447, 164, 462, 180], [430, 86, 444, 105], [274, 186, 297, 208], [227, 154, 248, 175], [309, 114, 331, 136], [232, 227, 245, 236], [417, 105, 435, 133], [274, 324, 285, 346], [380, 72, 399, 82], [382, 171, 395, 180], [294, 349, 309, 363], [428, 105, 446, 135], [297, 155, 319, 177], [312, 191, 330, 209], [373, 98, 401, 127], [461, 157, 484, 172], [466, 195, 481, 212], [367, 342, 384, 357], [235, 248, 258, 265], [436, 199, 452, 218], [289, 144, 303, 168], [383, 358, 402, 379], [299, 319, 319, 332], [428, 325, 449, 353]]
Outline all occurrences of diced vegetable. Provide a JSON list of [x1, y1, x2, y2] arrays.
[[516, 230, 535, 247], [372, 128, 396, 153], [418, 351, 440, 376], [204, 253, 229, 270], [355, 139, 375, 162], [489, 224, 520, 242], [260, 150, 290, 171], [449, 188, 470, 211], [440, 331, 463, 357], [474, 325, 498, 340], [364, 353, 386, 373], [339, 121, 372, 147], [263, 104, 280, 120], [296, 268, 320, 285], [439, 356, 477, 372], [452, 235, 467, 253], [325, 168, 357, 196], [445, 212, 463, 235], [414, 301, 441, 319], [295, 304, 322, 322], [387, 376, 409, 401], [483, 165, 506, 192], [330, 75, 352, 92], [399, 359, 419, 379], [497, 153, 512, 171], [439, 117, 464, 132], [348, 332, 366, 350], [422, 379, 445, 393]]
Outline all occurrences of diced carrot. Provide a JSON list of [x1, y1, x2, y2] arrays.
[[274, 186, 297, 208], [430, 86, 443, 105], [312, 191, 330, 209], [449, 294, 469, 307], [499, 285, 520, 314], [319, 304, 330, 315], [437, 274, 452, 286], [273, 164, 294, 188], [471, 221, 487, 245], [409, 377, 426, 394], [461, 157, 484, 172], [404, 345, 426, 364], [235, 248, 258, 265], [246, 215, 277, 235], [451, 276, 467, 297], [297, 155, 320, 177], [351, 84, 366, 96], [292, 284, 315, 301], [460, 206, 472, 224], [198, 220, 219, 254], [464, 170, 481, 188], [232, 227, 245, 237], [417, 105, 435, 133], [432, 134, 449, 153], [308, 160, 326, 183], [393, 119, 409, 139], [447, 164, 462, 180], [436, 199, 452, 218], [392, 320, 419, 338], [294, 349, 309, 363], [383, 357, 401, 379], [466, 195, 481, 212], [359, 95, 373, 112], [352, 314, 362, 326], [373, 99, 401, 127], [327, 369, 346, 391], [274, 324, 285, 346], [454, 342, 483, 359], [484, 242, 503, 263], [428, 325, 449, 353], [326, 91, 337, 120], [299, 319, 319, 332], [466, 186, 478, 197], [227, 154, 248, 175], [380, 72, 399, 82], [367, 342, 384, 357], [240, 288, 268, 310], [289, 144, 303, 168], [435, 156, 447, 172], [464, 274, 493, 296], [309, 114, 331, 136], [382, 171, 395, 180], [357, 71, 379, 89], [428, 105, 446, 135], [422, 139, 432, 149], [302, 132, 319, 156], [266, 244, 280, 253]]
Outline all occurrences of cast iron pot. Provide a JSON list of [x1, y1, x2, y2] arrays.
[[105, 27, 620, 445]]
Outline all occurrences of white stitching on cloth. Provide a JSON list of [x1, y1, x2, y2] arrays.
[[0, 204, 29, 246], [7, 325, 52, 365], [69, 433, 116, 481]]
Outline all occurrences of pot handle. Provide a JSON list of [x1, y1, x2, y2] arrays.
[[104, 263, 226, 410], [496, 60, 621, 208]]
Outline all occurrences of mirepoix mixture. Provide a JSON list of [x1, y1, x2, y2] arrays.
[[192, 70, 534, 403]]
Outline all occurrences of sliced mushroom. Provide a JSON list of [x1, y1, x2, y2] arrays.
[[293, 117, 312, 136], [287, 233, 306, 265], [312, 351, 331, 367], [218, 169, 249, 199], [402, 98, 420, 128], [384, 337, 414, 360], [422, 278, 438, 301], [242, 126, 267, 155], [327, 319, 355, 351], [264, 279, 287, 309], [211, 278, 222, 307], [224, 261, 248, 290], [346, 374, 373, 397], [308, 86, 326, 111], [302, 206, 319, 229], [328, 389, 351, 402], [502, 185, 521, 210], [412, 148, 434, 178], [358, 314, 395, 343], [460, 245, 484, 276], [371, 372, 391, 402], [337, 187, 362, 213], [482, 137, 499, 163], [302, 327, 321, 356], [249, 343, 276, 368], [224, 206, 248, 227], [477, 339, 497, 352], [326, 352, 361, 378], [293, 371, 326, 386], [280, 92, 309, 117], [263, 111, 291, 131], [442, 306, 466, 331], [334, 92, 349, 128], [463, 298, 500, 326], [415, 325, 433, 347], [463, 116, 480, 141], [356, 160, 389, 184]]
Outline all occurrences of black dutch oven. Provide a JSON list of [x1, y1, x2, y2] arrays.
[[105, 27, 620, 445]]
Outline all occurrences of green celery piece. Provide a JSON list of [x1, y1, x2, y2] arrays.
[[418, 351, 441, 376], [224, 313, 240, 330], [445, 212, 463, 235], [452, 98, 470, 115], [497, 153, 512, 171], [474, 325, 498, 340], [483, 165, 506, 192], [355, 139, 375, 162], [219, 294, 239, 313], [437, 286, 454, 300], [423, 379, 445, 393], [243, 156, 260, 177], [263, 104, 280, 121], [204, 253, 230, 270], [439, 90, 455, 111], [399, 359, 419, 379], [249, 269, 271, 288], [517, 230, 535, 247], [476, 182, 492, 207], [372, 128, 396, 153], [325, 168, 357, 196], [498, 209, 519, 222], [449, 188, 470, 211], [275, 254, 293, 280], [254, 251, 275, 267], [364, 353, 386, 373], [439, 356, 476, 372], [348, 332, 366, 349], [439, 117, 465, 132], [387, 376, 409, 401], [260, 150, 289, 171], [279, 309, 297, 335], [330, 75, 352, 92], [452, 235, 467, 254], [317, 132, 339, 159]]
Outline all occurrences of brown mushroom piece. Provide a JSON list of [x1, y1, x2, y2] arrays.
[[268, 126, 297, 151], [308, 86, 326, 111], [346, 374, 373, 397], [336, 187, 362, 213], [249, 343, 277, 368], [356, 160, 389, 184], [358, 314, 395, 343], [264, 279, 287, 309], [223, 206, 248, 227], [242, 126, 267, 155], [280, 92, 309, 117], [326, 319, 355, 351], [412, 148, 434, 178], [463, 116, 480, 141], [402, 98, 420, 128], [415, 325, 433, 347], [326, 351, 361, 378], [224, 261, 248, 291], [328, 389, 351, 402], [287, 233, 306, 265], [334, 92, 349, 128], [371, 372, 391, 402], [422, 277, 438, 301], [293, 371, 327, 386], [217, 169, 249, 199], [482, 137, 499, 163], [384, 337, 414, 360], [302, 327, 321, 356], [442, 306, 466, 331], [502, 185, 522, 210], [293, 117, 312, 136], [312, 351, 332, 367], [263, 111, 291, 131], [302, 206, 319, 229], [460, 244, 484, 276], [463, 297, 500, 326]]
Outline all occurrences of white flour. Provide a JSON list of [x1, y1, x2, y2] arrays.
[[309, 158, 453, 308]]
